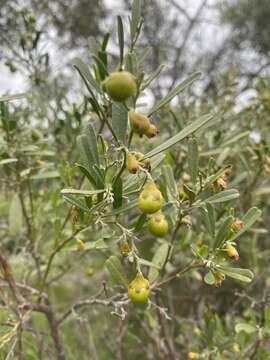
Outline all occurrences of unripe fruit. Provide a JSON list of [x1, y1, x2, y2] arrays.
[[145, 123, 159, 138], [148, 211, 168, 237], [103, 71, 136, 102], [129, 111, 150, 135], [226, 242, 239, 260], [126, 153, 139, 174], [138, 182, 164, 214], [128, 273, 150, 303]]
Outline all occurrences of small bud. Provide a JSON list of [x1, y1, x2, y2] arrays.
[[226, 242, 239, 260], [142, 158, 151, 170], [179, 151, 187, 161], [216, 177, 227, 191], [188, 352, 199, 359], [233, 343, 240, 354], [120, 241, 130, 256], [76, 239, 85, 251], [181, 172, 191, 183], [231, 219, 244, 232], [214, 271, 225, 287]]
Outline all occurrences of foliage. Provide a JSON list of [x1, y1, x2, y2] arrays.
[[0, 1, 270, 359]]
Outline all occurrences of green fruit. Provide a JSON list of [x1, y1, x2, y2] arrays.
[[129, 111, 151, 135], [126, 153, 139, 174], [128, 273, 150, 303], [145, 123, 159, 138], [103, 71, 136, 102], [138, 182, 164, 214], [148, 211, 168, 237]]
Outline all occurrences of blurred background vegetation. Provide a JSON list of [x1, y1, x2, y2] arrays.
[[0, 0, 270, 359]]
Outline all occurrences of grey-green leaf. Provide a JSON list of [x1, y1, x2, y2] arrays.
[[105, 256, 129, 286], [130, 0, 142, 43], [73, 57, 102, 94], [218, 266, 254, 283], [112, 103, 128, 143], [142, 113, 214, 159], [148, 72, 201, 116], [9, 194, 23, 236], [188, 137, 198, 186], [205, 189, 239, 204], [148, 243, 169, 283]]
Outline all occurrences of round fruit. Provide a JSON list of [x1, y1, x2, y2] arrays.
[[129, 111, 151, 135], [138, 182, 164, 214], [145, 123, 159, 138], [126, 153, 139, 174], [128, 273, 150, 303], [103, 71, 136, 102], [148, 211, 168, 237]]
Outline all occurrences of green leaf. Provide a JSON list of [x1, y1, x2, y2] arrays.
[[130, 0, 142, 44], [0, 93, 27, 102], [142, 113, 214, 159], [84, 123, 100, 165], [204, 271, 215, 285], [61, 189, 105, 196], [138, 258, 161, 270], [9, 194, 23, 236], [0, 158, 18, 166], [30, 171, 60, 180], [104, 199, 137, 217], [161, 165, 178, 201], [148, 72, 201, 116], [218, 266, 254, 283], [148, 243, 169, 283], [141, 64, 165, 90], [206, 203, 215, 238], [105, 256, 128, 287], [188, 138, 198, 186], [235, 323, 257, 334], [73, 58, 102, 94], [229, 207, 262, 242], [112, 176, 123, 209], [222, 131, 250, 148], [62, 195, 92, 213], [112, 103, 128, 143], [205, 189, 239, 204], [214, 216, 234, 249], [133, 213, 147, 232], [117, 16, 124, 68]]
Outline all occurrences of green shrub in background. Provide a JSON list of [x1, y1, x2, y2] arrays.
[[0, 1, 269, 359]]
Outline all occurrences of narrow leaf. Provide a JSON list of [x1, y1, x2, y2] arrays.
[[112, 103, 128, 143], [205, 189, 239, 204], [130, 0, 142, 43], [142, 113, 213, 159], [188, 137, 198, 186], [148, 72, 201, 116], [148, 243, 169, 283], [117, 16, 124, 68], [0, 93, 27, 102], [73, 57, 102, 94], [9, 194, 23, 236], [218, 266, 254, 283], [105, 256, 128, 286]]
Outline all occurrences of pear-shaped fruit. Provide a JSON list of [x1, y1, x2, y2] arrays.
[[145, 123, 159, 138], [138, 182, 164, 214], [148, 211, 169, 237], [126, 153, 139, 174], [129, 111, 151, 135], [103, 71, 136, 102], [128, 273, 150, 303]]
